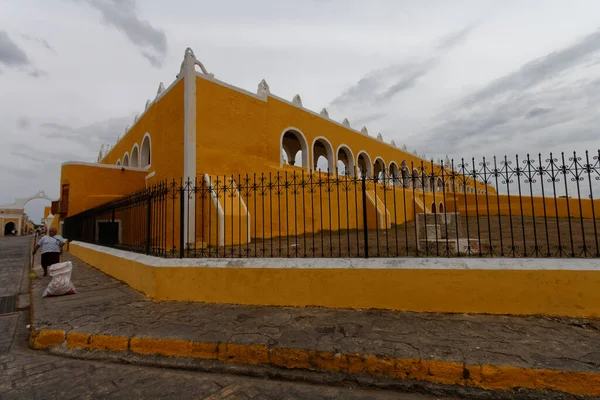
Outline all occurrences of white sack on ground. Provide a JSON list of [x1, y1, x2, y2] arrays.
[[42, 261, 77, 297]]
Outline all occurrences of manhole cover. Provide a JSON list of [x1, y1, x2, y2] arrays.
[[0, 295, 16, 315]]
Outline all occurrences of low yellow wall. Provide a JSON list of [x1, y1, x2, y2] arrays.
[[69, 242, 600, 318]]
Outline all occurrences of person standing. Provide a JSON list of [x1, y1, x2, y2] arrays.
[[32, 228, 67, 276]]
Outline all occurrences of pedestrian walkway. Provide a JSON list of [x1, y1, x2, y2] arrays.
[[28, 244, 600, 398], [1, 236, 447, 399]]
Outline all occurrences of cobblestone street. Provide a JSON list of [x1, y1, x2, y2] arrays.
[[0, 236, 448, 399]]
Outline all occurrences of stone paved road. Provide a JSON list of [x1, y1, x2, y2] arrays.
[[0, 236, 451, 400]]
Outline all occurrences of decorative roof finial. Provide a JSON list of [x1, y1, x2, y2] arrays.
[[292, 94, 303, 107], [134, 114, 139, 123], [390, 140, 397, 148], [320, 108, 329, 118], [360, 126, 369, 135], [342, 118, 350, 128], [257, 79, 270, 96], [124, 125, 129, 134], [402, 144, 408, 151], [145, 99, 152, 110], [445, 155, 451, 166], [156, 82, 165, 97], [377, 133, 383, 142]]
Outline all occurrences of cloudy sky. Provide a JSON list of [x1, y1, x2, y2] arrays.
[[2, 0, 600, 221]]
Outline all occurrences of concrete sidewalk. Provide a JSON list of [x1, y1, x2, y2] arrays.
[[30, 252, 600, 398]]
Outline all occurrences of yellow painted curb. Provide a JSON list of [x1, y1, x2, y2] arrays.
[[32, 329, 65, 349], [33, 328, 600, 396]]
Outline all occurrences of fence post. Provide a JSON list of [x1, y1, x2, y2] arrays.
[[361, 174, 369, 258], [179, 184, 185, 258], [146, 196, 151, 255]]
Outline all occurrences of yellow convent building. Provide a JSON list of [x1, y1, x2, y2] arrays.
[[57, 48, 594, 256]]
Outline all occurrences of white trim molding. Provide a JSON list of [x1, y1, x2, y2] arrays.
[[183, 48, 198, 246]]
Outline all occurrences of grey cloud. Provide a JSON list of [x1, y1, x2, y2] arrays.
[[526, 107, 553, 118], [330, 25, 474, 110], [81, 0, 168, 68], [353, 112, 387, 127], [10, 150, 45, 164], [462, 29, 600, 107], [435, 24, 476, 51], [16, 117, 30, 130], [20, 34, 54, 52], [40, 115, 133, 153], [379, 59, 438, 102], [0, 30, 30, 67], [28, 68, 47, 78], [413, 28, 600, 156]]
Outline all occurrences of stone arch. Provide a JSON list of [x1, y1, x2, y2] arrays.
[[401, 161, 411, 188], [437, 177, 444, 192], [116, 159, 121, 166], [281, 128, 308, 168], [389, 162, 400, 186], [123, 152, 130, 167], [336, 144, 355, 176], [131, 144, 140, 168], [373, 157, 386, 182], [141, 133, 151, 168], [431, 202, 437, 213], [412, 168, 421, 189], [312, 137, 334, 172], [4, 221, 16, 235], [356, 151, 372, 178], [439, 202, 445, 213], [421, 170, 430, 191]]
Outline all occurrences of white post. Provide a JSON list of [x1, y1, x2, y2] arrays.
[[182, 48, 197, 249], [17, 217, 22, 236]]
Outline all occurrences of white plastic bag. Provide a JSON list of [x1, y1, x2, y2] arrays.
[[42, 261, 77, 297]]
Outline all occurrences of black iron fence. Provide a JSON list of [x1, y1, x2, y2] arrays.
[[64, 150, 600, 258]]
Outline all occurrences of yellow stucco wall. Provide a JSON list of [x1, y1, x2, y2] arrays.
[[100, 79, 186, 184], [60, 164, 148, 217], [446, 193, 600, 219], [70, 242, 600, 318], [195, 76, 483, 191]]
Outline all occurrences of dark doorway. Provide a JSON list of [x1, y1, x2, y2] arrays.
[[98, 222, 119, 246], [4, 222, 16, 236]]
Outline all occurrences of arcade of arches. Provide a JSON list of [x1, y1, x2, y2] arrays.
[[278, 128, 477, 193]]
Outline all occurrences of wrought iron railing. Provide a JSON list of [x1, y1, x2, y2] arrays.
[[64, 150, 600, 258]]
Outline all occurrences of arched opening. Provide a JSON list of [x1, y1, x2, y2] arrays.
[[312, 138, 334, 172], [123, 152, 130, 167], [401, 162, 411, 188], [336, 145, 355, 176], [116, 159, 121, 166], [389, 162, 400, 186], [141, 134, 151, 168], [431, 203, 437, 213], [131, 145, 139, 168], [422, 170, 430, 191], [374, 158, 386, 182], [439, 202, 445, 213], [412, 169, 421, 189], [437, 177, 444, 192], [357, 152, 372, 178], [281, 129, 308, 169], [4, 221, 16, 236], [445, 181, 452, 193], [24, 197, 52, 231]]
